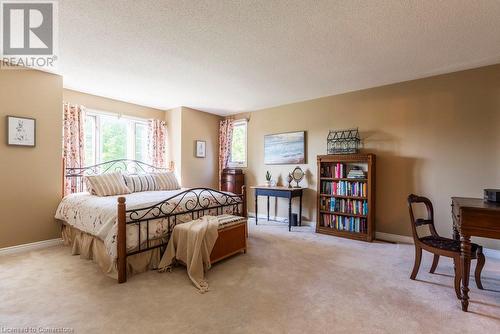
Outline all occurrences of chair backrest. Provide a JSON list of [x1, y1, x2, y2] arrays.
[[407, 194, 438, 240]]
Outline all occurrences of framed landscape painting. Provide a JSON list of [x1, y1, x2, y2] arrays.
[[7, 116, 36, 147], [264, 131, 305, 165]]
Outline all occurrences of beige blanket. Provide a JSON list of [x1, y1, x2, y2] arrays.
[[158, 216, 219, 293]]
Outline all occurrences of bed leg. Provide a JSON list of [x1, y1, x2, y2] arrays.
[[241, 185, 248, 237], [61, 158, 66, 198], [241, 185, 247, 218], [117, 197, 127, 284]]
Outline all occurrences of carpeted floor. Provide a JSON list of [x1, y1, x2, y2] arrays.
[[1, 220, 499, 333]]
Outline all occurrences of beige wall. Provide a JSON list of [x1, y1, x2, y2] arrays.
[[0, 84, 167, 249], [0, 73, 219, 249], [180, 107, 221, 189], [236, 64, 500, 250], [2, 65, 498, 250], [63, 89, 164, 120], [0, 69, 63, 248], [165, 107, 221, 188]]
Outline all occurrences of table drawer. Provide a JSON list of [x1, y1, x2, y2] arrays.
[[256, 189, 290, 198]]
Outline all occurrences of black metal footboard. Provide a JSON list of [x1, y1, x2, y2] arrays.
[[117, 186, 247, 283]]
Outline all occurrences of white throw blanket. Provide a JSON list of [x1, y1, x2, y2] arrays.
[[158, 216, 219, 293]]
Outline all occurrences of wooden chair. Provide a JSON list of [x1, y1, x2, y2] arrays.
[[407, 194, 485, 298]]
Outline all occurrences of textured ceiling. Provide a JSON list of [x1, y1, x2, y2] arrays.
[[59, 0, 500, 115]]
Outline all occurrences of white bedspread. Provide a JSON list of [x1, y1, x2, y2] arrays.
[[55, 189, 240, 259]]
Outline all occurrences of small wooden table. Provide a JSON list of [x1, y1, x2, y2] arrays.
[[252, 186, 305, 231], [451, 197, 500, 311]]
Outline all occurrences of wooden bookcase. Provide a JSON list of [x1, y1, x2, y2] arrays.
[[316, 154, 375, 242]]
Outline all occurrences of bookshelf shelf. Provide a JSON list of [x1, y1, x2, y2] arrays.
[[316, 153, 376, 242], [319, 210, 367, 218], [319, 194, 367, 200], [320, 177, 368, 182]]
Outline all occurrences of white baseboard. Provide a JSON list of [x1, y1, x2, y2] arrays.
[[248, 212, 287, 223], [0, 238, 63, 256], [248, 212, 313, 226]]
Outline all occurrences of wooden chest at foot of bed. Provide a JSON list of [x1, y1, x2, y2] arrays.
[[210, 219, 247, 264]]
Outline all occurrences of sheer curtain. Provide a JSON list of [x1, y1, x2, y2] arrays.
[[148, 119, 167, 167], [218, 118, 234, 189], [63, 103, 85, 195]]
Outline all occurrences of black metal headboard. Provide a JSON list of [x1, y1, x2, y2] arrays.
[[64, 159, 172, 195]]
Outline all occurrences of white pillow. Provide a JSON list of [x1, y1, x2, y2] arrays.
[[85, 172, 131, 197], [123, 174, 157, 193], [154, 172, 180, 190]]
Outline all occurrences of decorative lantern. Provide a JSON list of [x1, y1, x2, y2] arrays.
[[327, 128, 361, 154]]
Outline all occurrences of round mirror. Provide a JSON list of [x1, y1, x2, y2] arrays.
[[291, 166, 304, 187]]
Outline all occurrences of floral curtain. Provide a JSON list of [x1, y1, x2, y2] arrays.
[[148, 119, 167, 167], [63, 103, 85, 195], [218, 118, 234, 189]]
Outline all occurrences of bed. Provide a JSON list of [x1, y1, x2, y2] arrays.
[[55, 159, 247, 283]]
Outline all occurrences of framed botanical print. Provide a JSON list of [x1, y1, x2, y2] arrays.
[[7, 116, 36, 147], [195, 140, 206, 158]]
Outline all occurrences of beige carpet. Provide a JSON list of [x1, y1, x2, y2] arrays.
[[1, 220, 499, 333]]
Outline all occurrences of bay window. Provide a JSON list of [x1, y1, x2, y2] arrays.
[[84, 110, 150, 166]]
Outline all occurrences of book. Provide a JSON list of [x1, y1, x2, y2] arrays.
[[347, 167, 366, 179], [321, 213, 367, 233], [321, 180, 367, 197], [320, 197, 368, 216]]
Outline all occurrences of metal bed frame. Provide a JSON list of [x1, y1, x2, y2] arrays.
[[63, 159, 246, 283]]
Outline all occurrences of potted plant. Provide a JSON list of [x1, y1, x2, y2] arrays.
[[265, 171, 272, 187]]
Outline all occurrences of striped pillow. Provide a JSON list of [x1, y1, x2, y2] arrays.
[[84, 172, 131, 197], [123, 174, 158, 193], [154, 172, 180, 190]]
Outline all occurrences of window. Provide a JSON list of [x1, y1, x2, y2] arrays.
[[228, 119, 247, 167], [84, 115, 96, 166], [84, 110, 150, 166], [134, 122, 148, 162]]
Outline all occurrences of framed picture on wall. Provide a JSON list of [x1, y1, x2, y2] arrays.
[[264, 131, 305, 164], [6, 116, 36, 147], [195, 140, 206, 158]]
